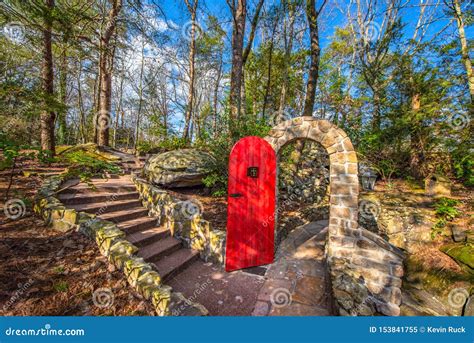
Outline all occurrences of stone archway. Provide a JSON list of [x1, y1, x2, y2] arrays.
[[264, 117, 405, 316]]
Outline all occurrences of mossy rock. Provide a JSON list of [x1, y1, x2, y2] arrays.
[[144, 149, 215, 187], [58, 143, 121, 162], [440, 243, 474, 272]]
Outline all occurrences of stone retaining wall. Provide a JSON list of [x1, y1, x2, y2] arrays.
[[131, 175, 226, 265], [34, 174, 208, 316], [265, 117, 405, 316]]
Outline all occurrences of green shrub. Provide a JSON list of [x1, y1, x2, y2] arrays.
[[431, 197, 461, 239], [453, 154, 474, 187], [434, 197, 460, 220]]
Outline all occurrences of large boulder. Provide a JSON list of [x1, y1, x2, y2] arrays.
[[143, 149, 215, 188]]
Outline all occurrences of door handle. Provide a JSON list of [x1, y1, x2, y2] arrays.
[[229, 193, 243, 198]]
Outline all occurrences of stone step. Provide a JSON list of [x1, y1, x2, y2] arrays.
[[60, 183, 137, 194], [99, 207, 149, 223], [118, 217, 157, 233], [90, 174, 121, 179], [138, 237, 182, 262], [58, 192, 139, 205], [153, 249, 200, 282], [126, 226, 170, 247], [69, 199, 142, 215]]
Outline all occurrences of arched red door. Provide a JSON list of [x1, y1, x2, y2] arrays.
[[225, 136, 276, 272]]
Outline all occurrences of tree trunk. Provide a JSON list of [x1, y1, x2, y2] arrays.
[[213, 57, 222, 136], [183, 1, 198, 142], [97, 0, 122, 147], [277, 2, 296, 119], [372, 84, 382, 131], [409, 92, 424, 179], [40, 0, 56, 154], [57, 42, 68, 145], [293, 0, 325, 172], [77, 62, 86, 144], [302, 0, 322, 117], [93, 68, 100, 143], [114, 69, 125, 148], [134, 41, 145, 152], [452, 0, 474, 106], [229, 0, 246, 125], [262, 15, 279, 120]]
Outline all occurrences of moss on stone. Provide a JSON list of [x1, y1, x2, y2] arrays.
[[440, 243, 474, 271]]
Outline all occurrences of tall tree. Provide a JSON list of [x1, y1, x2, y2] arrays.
[[302, 0, 326, 117], [240, 0, 264, 116], [134, 39, 145, 152], [292, 0, 326, 171], [349, 0, 402, 131], [277, 0, 297, 119], [183, 0, 199, 142], [448, 0, 474, 107], [96, 0, 122, 146], [228, 0, 246, 124], [40, 0, 56, 154]]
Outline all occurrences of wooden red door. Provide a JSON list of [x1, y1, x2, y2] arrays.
[[225, 136, 276, 272]]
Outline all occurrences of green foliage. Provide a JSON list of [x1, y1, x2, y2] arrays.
[[431, 197, 461, 239], [202, 173, 227, 196], [53, 281, 69, 293], [0, 133, 56, 171], [158, 137, 188, 151], [53, 266, 65, 274], [36, 149, 56, 164], [197, 113, 272, 196], [451, 145, 474, 187], [434, 197, 460, 220], [59, 149, 120, 180]]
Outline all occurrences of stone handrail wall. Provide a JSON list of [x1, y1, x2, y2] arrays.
[[34, 174, 208, 316], [131, 175, 226, 265], [265, 117, 405, 316]]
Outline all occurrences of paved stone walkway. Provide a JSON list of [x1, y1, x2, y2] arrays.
[[167, 220, 335, 316], [252, 220, 335, 316]]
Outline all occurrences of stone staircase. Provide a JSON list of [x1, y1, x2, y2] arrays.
[[58, 175, 201, 287]]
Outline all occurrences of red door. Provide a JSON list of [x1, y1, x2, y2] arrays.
[[225, 136, 276, 272]]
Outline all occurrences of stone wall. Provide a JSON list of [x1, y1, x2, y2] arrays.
[[34, 174, 207, 316], [131, 175, 226, 265], [265, 117, 405, 316], [279, 141, 330, 205]]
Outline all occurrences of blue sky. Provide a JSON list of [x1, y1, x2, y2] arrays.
[[136, 0, 472, 131], [155, 0, 472, 51]]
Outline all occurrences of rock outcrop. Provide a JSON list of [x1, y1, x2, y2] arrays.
[[143, 149, 215, 188]]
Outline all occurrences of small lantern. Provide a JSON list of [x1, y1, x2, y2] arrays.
[[361, 170, 377, 191]]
